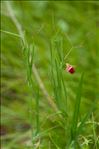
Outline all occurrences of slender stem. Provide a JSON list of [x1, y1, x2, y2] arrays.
[[0, 29, 21, 38]]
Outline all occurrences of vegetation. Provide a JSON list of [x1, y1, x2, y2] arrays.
[[1, 1, 99, 149]]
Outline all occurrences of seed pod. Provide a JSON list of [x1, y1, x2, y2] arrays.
[[66, 63, 75, 74]]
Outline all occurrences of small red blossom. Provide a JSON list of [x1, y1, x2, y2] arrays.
[[66, 63, 75, 74]]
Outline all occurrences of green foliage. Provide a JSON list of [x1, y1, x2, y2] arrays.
[[1, 1, 99, 149], [70, 73, 84, 145]]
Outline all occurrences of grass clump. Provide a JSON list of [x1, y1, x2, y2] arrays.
[[1, 1, 99, 149]]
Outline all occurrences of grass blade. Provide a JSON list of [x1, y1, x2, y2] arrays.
[[77, 103, 96, 135], [71, 72, 84, 140]]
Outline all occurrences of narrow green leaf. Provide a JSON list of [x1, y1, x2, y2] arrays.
[[71, 73, 84, 140], [77, 103, 95, 135]]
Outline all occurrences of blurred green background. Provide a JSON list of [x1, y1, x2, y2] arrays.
[[1, 1, 99, 149]]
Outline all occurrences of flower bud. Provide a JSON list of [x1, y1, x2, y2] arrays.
[[66, 63, 75, 74]]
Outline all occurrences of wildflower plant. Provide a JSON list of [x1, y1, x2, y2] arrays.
[[1, 1, 99, 149]]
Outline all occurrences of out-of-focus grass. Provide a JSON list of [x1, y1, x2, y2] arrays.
[[1, 1, 99, 149]]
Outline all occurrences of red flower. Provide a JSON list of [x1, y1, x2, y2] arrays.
[[66, 63, 75, 74]]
